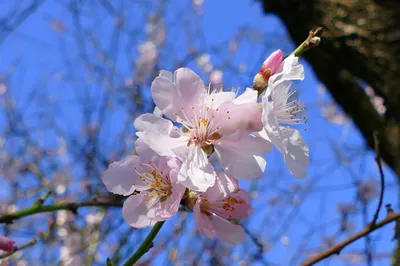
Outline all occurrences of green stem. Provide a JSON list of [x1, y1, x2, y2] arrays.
[[123, 221, 165, 266], [0, 201, 122, 224]]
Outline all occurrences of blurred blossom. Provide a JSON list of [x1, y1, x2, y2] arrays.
[[209, 70, 223, 84], [86, 212, 103, 225], [250, 191, 259, 200], [229, 40, 238, 53], [17, 261, 28, 266], [193, 0, 204, 7], [0, 83, 7, 95], [268, 195, 280, 207], [337, 203, 356, 214], [280, 235, 290, 247], [135, 41, 158, 84], [50, 20, 67, 33], [365, 86, 386, 115], [340, 220, 355, 233], [196, 54, 213, 73], [358, 178, 379, 203], [342, 252, 362, 264], [0, 235, 15, 252], [114, 15, 125, 28], [322, 235, 336, 247], [318, 85, 349, 125], [60, 231, 83, 266], [238, 63, 247, 72], [56, 210, 68, 226], [321, 103, 349, 125], [146, 14, 165, 45]]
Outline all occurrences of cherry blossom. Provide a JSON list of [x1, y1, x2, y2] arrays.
[[101, 140, 185, 228], [260, 55, 309, 177], [193, 173, 252, 243], [135, 68, 270, 191], [0, 235, 15, 252]]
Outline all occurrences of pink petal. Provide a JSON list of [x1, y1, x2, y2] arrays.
[[204, 172, 239, 201], [194, 199, 214, 239], [261, 50, 283, 75], [122, 194, 157, 228], [214, 131, 271, 180], [135, 113, 189, 157], [217, 101, 263, 136], [151, 68, 205, 120], [0, 236, 15, 252], [101, 155, 145, 196], [151, 183, 186, 220], [210, 215, 246, 244]]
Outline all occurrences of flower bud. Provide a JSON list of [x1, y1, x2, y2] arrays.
[[0, 235, 15, 252], [253, 50, 283, 92]]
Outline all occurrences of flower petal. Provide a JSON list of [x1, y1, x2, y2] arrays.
[[215, 131, 270, 179], [151, 68, 205, 120], [267, 126, 309, 177], [135, 113, 188, 157], [194, 199, 214, 239], [204, 172, 239, 201], [178, 146, 215, 192], [210, 215, 246, 244], [122, 194, 157, 228], [151, 182, 185, 220], [269, 55, 304, 87], [101, 155, 145, 196]]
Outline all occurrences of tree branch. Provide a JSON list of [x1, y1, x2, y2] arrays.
[[0, 200, 122, 224], [370, 131, 385, 227], [300, 212, 400, 266]]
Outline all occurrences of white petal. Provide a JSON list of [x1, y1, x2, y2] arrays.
[[135, 113, 188, 157], [214, 131, 270, 180], [101, 155, 142, 196], [233, 88, 258, 105], [122, 194, 157, 228], [134, 113, 173, 133], [267, 127, 309, 177], [177, 146, 215, 192]]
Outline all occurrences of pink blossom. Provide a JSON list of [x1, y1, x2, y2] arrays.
[[253, 50, 283, 91], [0, 235, 15, 252], [101, 140, 185, 228], [194, 173, 252, 243], [209, 70, 223, 84], [136, 68, 270, 191], [259, 55, 309, 177]]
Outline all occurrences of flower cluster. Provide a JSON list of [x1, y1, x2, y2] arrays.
[[102, 50, 309, 243]]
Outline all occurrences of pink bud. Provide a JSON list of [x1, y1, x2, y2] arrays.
[[260, 49, 283, 78], [0, 235, 15, 252], [253, 50, 283, 92]]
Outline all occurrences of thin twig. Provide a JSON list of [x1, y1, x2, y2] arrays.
[[300, 212, 400, 266], [122, 221, 165, 266], [0, 238, 37, 259], [371, 131, 385, 227]]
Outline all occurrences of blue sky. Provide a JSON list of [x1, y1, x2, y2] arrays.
[[0, 0, 398, 265]]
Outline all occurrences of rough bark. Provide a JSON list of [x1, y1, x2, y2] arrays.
[[261, 0, 400, 177]]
